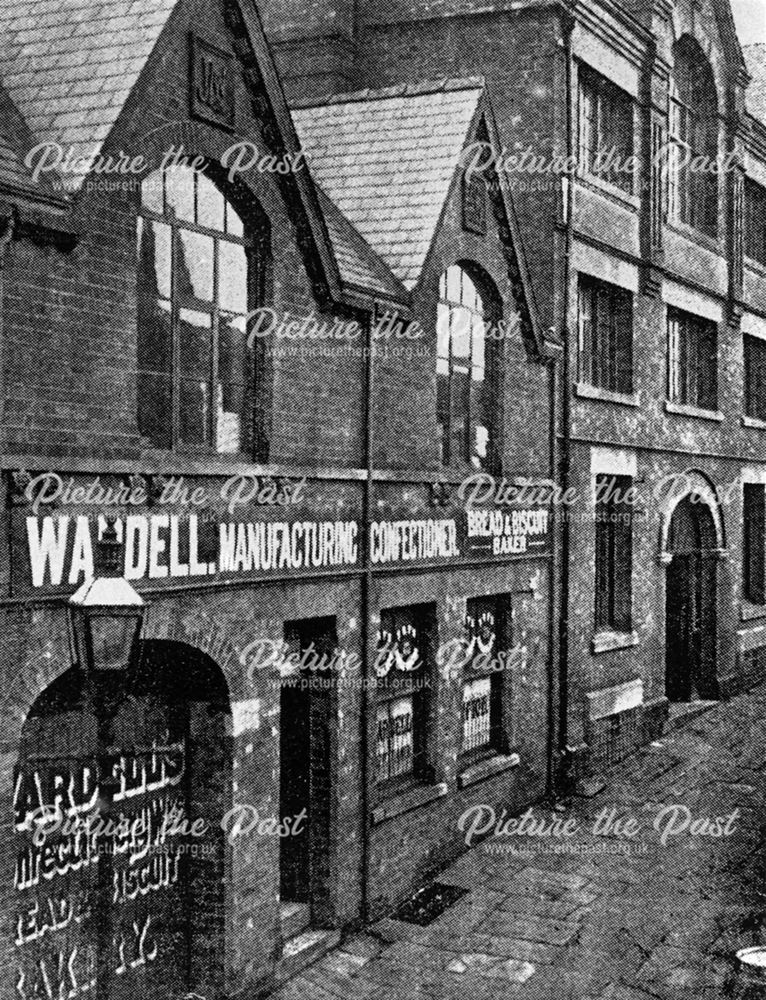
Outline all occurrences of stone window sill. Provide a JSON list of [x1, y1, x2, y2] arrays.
[[576, 170, 640, 211], [371, 781, 448, 825], [592, 630, 639, 655], [665, 401, 724, 423], [575, 383, 640, 407], [666, 220, 721, 256], [742, 415, 766, 430], [457, 753, 521, 789], [741, 602, 766, 622]]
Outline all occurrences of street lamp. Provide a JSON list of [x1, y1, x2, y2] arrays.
[[67, 520, 145, 672]]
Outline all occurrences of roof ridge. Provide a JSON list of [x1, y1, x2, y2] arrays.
[[292, 75, 485, 110]]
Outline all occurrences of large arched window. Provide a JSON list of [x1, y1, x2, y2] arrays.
[[668, 38, 719, 237], [436, 264, 498, 469], [137, 165, 255, 452]]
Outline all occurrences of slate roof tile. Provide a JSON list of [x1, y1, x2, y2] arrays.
[[745, 44, 766, 124], [0, 0, 177, 190], [293, 79, 483, 290]]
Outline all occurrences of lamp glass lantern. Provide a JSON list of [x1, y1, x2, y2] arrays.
[[67, 526, 145, 672]]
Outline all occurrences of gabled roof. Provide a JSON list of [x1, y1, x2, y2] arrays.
[[744, 43, 766, 122], [292, 79, 486, 291], [0, 0, 401, 306], [0, 0, 177, 194], [315, 185, 408, 304], [293, 79, 548, 354]]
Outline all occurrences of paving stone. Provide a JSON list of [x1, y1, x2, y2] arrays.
[[285, 683, 766, 999]]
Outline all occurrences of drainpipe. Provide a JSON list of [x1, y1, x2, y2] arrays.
[[359, 304, 374, 924], [0, 210, 17, 437], [557, 7, 576, 794]]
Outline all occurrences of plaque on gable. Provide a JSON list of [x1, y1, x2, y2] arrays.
[[462, 171, 487, 235], [190, 34, 235, 130]]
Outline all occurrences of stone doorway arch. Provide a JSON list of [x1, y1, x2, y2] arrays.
[[13, 640, 231, 1000], [664, 493, 720, 703]]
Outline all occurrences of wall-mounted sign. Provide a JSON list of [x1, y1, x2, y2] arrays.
[[190, 34, 235, 130], [9, 474, 551, 595]]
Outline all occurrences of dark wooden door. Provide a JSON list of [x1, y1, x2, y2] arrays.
[[666, 553, 717, 702], [279, 618, 335, 920]]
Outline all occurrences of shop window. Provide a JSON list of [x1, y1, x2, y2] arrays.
[[745, 334, 766, 422], [668, 38, 718, 237], [375, 606, 432, 785], [578, 275, 633, 394], [667, 308, 718, 411], [744, 484, 766, 605], [437, 264, 500, 470], [462, 596, 506, 756], [137, 165, 262, 454], [745, 179, 766, 266], [578, 64, 635, 194], [595, 475, 633, 633]]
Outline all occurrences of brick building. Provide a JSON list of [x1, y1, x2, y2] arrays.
[[262, 0, 766, 781], [0, 0, 556, 997]]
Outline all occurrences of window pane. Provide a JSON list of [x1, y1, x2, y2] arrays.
[[137, 297, 172, 449], [462, 677, 491, 752], [177, 229, 214, 304], [197, 172, 225, 232], [389, 696, 414, 778], [219, 241, 248, 314], [437, 302, 450, 370], [180, 379, 210, 446], [217, 313, 248, 454], [226, 202, 244, 238], [446, 265, 461, 302], [375, 704, 392, 782], [164, 165, 196, 223], [138, 219, 172, 301], [461, 271, 479, 311], [451, 306, 471, 359], [137, 372, 172, 449], [141, 169, 164, 214], [472, 313, 486, 374], [179, 308, 211, 377]]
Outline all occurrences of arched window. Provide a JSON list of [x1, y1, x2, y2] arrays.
[[436, 264, 498, 469], [668, 38, 718, 237], [137, 165, 256, 452]]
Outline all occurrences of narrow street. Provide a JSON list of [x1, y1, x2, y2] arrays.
[[275, 686, 766, 999]]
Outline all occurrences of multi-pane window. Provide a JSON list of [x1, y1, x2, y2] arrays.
[[668, 40, 718, 237], [578, 65, 634, 194], [595, 474, 633, 633], [437, 265, 497, 470], [375, 607, 431, 784], [667, 309, 718, 411], [137, 165, 254, 452], [744, 484, 766, 605], [745, 335, 766, 422], [462, 596, 506, 756], [745, 179, 766, 266], [578, 276, 633, 394]]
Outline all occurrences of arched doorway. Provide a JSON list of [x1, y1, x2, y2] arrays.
[[13, 641, 231, 1000], [665, 495, 719, 703]]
